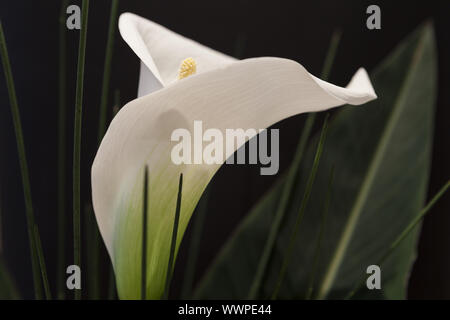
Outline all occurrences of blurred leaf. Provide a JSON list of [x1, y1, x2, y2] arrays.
[[195, 22, 436, 299]]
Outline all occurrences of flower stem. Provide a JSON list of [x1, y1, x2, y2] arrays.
[[163, 174, 183, 300], [0, 20, 44, 300], [57, 0, 69, 300], [73, 0, 89, 300]]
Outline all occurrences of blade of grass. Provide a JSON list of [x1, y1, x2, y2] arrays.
[[90, 1, 119, 299], [248, 29, 342, 299], [247, 110, 315, 299], [73, 0, 89, 300], [0, 20, 44, 300], [305, 167, 334, 300], [345, 179, 450, 299], [320, 30, 342, 82], [97, 0, 120, 142], [141, 166, 149, 300], [163, 173, 183, 300], [91, 229, 101, 300], [34, 226, 51, 300], [271, 114, 330, 299], [57, 0, 69, 300], [181, 186, 210, 299]]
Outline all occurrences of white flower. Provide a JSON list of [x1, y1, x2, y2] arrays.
[[91, 12, 377, 299]]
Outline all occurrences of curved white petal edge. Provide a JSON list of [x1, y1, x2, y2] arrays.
[[91, 12, 377, 299]]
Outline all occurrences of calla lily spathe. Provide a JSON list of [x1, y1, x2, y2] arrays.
[[91, 12, 377, 299]]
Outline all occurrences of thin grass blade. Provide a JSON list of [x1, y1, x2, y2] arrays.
[[248, 30, 341, 299], [83, 204, 101, 299], [0, 20, 44, 300], [316, 27, 430, 300], [34, 226, 51, 300], [306, 167, 334, 300], [163, 173, 183, 300], [57, 0, 69, 300], [97, 0, 120, 142], [320, 30, 342, 80], [271, 114, 330, 299], [345, 179, 450, 299], [72, 0, 90, 300]]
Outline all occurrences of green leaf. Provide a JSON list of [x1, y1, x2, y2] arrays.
[[195, 22, 437, 300]]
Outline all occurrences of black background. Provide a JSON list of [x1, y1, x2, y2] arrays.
[[0, 0, 449, 299]]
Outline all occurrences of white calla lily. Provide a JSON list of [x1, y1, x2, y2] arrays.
[[91, 12, 377, 299]]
